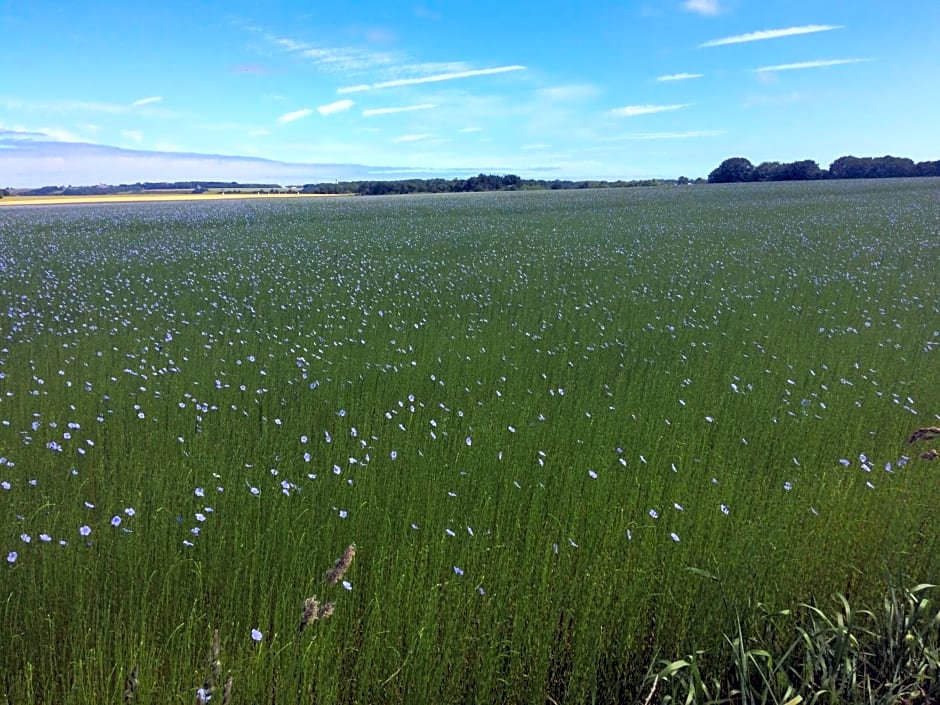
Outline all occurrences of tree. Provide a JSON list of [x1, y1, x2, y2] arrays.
[[708, 157, 754, 183], [676, 176, 690, 185], [753, 161, 783, 182], [779, 160, 824, 181]]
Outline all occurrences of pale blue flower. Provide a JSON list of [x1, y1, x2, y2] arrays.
[[79, 525, 91, 536], [250, 628, 263, 642], [6, 551, 16, 563]]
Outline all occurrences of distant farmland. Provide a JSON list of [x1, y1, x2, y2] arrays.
[[1, 179, 937, 704]]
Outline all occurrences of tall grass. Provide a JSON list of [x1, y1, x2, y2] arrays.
[[1, 180, 938, 703]]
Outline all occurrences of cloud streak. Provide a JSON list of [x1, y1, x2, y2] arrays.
[[752, 58, 870, 72], [656, 73, 703, 82], [613, 130, 724, 140], [277, 108, 314, 123], [362, 103, 437, 116], [392, 133, 434, 143], [318, 99, 354, 116], [700, 24, 843, 48], [132, 96, 162, 107], [338, 65, 526, 93], [682, 0, 722, 16], [610, 103, 691, 117]]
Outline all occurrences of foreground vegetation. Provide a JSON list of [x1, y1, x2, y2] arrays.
[[1, 179, 937, 703]]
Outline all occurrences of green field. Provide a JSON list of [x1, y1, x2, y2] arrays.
[[1, 180, 938, 704]]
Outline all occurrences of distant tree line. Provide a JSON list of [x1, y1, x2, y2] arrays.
[[708, 155, 940, 184], [300, 173, 677, 195], [22, 181, 283, 196]]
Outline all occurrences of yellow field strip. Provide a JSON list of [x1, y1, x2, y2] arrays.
[[0, 192, 341, 207]]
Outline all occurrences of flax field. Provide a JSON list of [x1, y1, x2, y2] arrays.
[[1, 180, 938, 704]]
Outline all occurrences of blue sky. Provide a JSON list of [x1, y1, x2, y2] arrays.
[[2, 0, 938, 186]]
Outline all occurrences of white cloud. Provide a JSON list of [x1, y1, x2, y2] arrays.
[[612, 130, 724, 140], [458, 127, 483, 133], [700, 24, 843, 48], [132, 96, 162, 107], [682, 0, 721, 16], [338, 65, 526, 93], [362, 103, 437, 117], [656, 73, 704, 82], [317, 100, 354, 116], [753, 58, 870, 72], [277, 108, 314, 123], [392, 133, 434, 143], [610, 103, 691, 117], [121, 130, 143, 143], [537, 84, 600, 101], [273, 35, 398, 73]]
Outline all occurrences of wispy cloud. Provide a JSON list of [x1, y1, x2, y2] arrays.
[[338, 65, 526, 93], [273, 35, 397, 73], [132, 96, 162, 107], [277, 108, 314, 123], [0, 98, 126, 114], [537, 84, 600, 101], [741, 92, 806, 108], [610, 103, 691, 117], [318, 99, 354, 116], [458, 127, 483, 133], [700, 24, 843, 48], [682, 0, 722, 16], [121, 130, 143, 143], [362, 103, 437, 117], [752, 58, 870, 72], [613, 129, 724, 140], [656, 73, 703, 82], [392, 133, 434, 143]]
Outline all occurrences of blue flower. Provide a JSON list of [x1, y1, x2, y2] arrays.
[[79, 525, 91, 537], [250, 628, 263, 642]]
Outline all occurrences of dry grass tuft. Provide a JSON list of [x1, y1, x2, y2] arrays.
[[124, 663, 139, 704], [324, 543, 356, 586], [907, 426, 939, 460], [298, 594, 337, 632]]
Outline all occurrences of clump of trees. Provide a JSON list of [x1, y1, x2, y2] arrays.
[[301, 173, 674, 195], [708, 155, 940, 183]]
